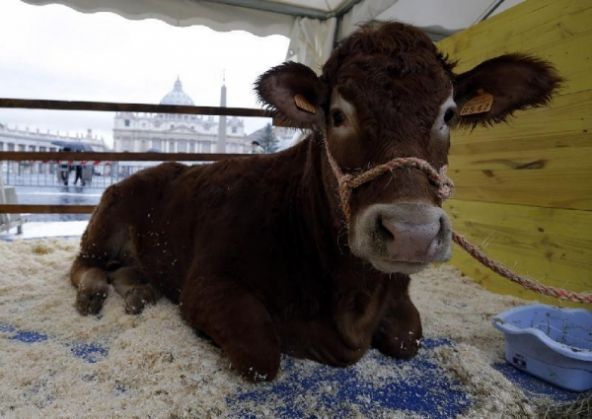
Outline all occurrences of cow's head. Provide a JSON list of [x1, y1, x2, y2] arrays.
[[256, 22, 560, 274]]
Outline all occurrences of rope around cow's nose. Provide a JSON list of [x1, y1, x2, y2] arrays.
[[322, 139, 592, 304], [323, 140, 454, 224]]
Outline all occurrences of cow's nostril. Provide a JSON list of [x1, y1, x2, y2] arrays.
[[376, 215, 394, 240]]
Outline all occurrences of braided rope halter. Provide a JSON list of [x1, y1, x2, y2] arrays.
[[322, 139, 592, 304]]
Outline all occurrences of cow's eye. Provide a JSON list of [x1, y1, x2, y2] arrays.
[[331, 109, 346, 127], [444, 107, 456, 124]]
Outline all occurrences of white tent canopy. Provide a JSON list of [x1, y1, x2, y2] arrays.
[[22, 0, 523, 73]]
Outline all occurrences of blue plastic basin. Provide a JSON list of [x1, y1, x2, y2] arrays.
[[493, 304, 592, 391]]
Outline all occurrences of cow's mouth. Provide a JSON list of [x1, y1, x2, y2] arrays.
[[368, 257, 429, 275]]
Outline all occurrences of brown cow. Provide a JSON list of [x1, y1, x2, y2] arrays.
[[70, 22, 560, 381]]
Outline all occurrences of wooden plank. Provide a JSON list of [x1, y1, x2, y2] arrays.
[[438, 0, 592, 96], [451, 90, 592, 149], [0, 204, 95, 214], [446, 93, 592, 211], [452, 132, 591, 157], [0, 98, 294, 127], [0, 98, 270, 118], [448, 139, 592, 210], [447, 91, 592, 210], [440, 16, 592, 74], [444, 199, 592, 309], [0, 151, 249, 162], [453, 162, 592, 210], [434, 0, 592, 305], [443, 34, 592, 97], [449, 170, 592, 210], [438, 0, 591, 70], [451, 136, 592, 170]]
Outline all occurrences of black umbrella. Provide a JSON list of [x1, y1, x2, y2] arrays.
[[51, 140, 94, 152]]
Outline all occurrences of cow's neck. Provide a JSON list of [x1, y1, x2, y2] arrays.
[[285, 134, 394, 349], [293, 133, 341, 266], [296, 133, 378, 284]]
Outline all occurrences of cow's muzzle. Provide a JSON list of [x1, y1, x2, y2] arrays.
[[351, 202, 452, 274], [321, 137, 454, 274]]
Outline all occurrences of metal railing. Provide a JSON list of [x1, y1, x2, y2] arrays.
[[0, 151, 251, 214], [0, 97, 276, 215], [2, 161, 186, 189]]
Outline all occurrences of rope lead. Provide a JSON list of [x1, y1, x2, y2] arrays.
[[323, 140, 592, 304]]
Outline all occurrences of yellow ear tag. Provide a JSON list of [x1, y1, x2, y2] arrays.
[[294, 94, 316, 114], [459, 89, 494, 116]]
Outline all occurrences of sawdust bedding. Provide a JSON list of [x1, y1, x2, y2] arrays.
[[0, 238, 584, 418]]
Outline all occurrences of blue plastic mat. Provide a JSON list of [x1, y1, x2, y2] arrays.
[[228, 339, 469, 418], [0, 320, 583, 417], [1, 322, 109, 364]]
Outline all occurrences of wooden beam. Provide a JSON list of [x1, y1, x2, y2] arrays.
[[0, 204, 95, 214], [0, 151, 249, 162], [437, 0, 592, 211], [436, 0, 592, 305], [0, 98, 271, 118], [445, 199, 592, 308]]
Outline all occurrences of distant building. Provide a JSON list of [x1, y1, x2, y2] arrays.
[[0, 124, 108, 184], [0, 124, 107, 153], [113, 78, 250, 154]]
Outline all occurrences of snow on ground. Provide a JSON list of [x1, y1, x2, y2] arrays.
[[0, 221, 88, 240]]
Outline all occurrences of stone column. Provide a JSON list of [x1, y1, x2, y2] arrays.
[[216, 80, 227, 153]]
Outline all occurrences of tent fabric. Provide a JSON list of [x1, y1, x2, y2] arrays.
[[20, 0, 523, 70], [285, 0, 398, 73], [20, 0, 397, 71], [374, 0, 524, 38], [21, 0, 295, 37], [337, 0, 399, 41], [286, 17, 337, 74]]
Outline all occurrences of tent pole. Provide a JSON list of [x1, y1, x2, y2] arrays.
[[476, 0, 506, 23], [331, 0, 363, 48]]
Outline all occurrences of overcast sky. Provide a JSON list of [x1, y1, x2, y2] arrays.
[[0, 0, 290, 147]]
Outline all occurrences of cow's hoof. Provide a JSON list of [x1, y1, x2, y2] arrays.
[[76, 283, 109, 315], [239, 362, 279, 382], [230, 350, 280, 382], [379, 334, 421, 359], [124, 286, 157, 315]]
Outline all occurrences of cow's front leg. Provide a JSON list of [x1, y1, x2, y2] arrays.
[[108, 266, 161, 314], [372, 277, 422, 359], [279, 319, 368, 367], [180, 276, 280, 381]]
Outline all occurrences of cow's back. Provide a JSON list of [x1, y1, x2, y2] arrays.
[[114, 145, 307, 302], [104, 161, 189, 222]]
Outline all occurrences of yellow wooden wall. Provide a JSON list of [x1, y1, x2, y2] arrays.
[[437, 0, 592, 309]]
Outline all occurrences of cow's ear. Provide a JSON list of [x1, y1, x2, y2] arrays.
[[256, 61, 326, 129], [453, 54, 561, 126]]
